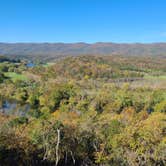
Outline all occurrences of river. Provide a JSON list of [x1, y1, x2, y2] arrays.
[[0, 100, 31, 116]]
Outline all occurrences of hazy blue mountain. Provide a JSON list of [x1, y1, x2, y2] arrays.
[[0, 42, 166, 61]]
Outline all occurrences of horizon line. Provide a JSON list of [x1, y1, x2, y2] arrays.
[[1, 41, 166, 45]]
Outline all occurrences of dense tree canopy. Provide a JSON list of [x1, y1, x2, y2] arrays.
[[0, 55, 165, 165]]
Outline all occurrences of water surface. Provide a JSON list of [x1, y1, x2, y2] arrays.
[[0, 100, 31, 116]]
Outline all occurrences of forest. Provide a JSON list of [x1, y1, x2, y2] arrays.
[[0, 55, 165, 166]]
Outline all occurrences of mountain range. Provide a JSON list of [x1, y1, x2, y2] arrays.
[[0, 42, 166, 61]]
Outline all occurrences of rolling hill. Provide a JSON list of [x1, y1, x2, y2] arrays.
[[0, 42, 166, 61]]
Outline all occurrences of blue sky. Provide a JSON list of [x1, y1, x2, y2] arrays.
[[0, 0, 166, 43]]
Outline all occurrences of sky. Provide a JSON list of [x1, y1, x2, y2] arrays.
[[0, 0, 166, 43]]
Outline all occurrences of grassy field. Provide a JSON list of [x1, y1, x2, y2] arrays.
[[4, 72, 28, 81], [144, 75, 166, 80], [42, 62, 55, 67]]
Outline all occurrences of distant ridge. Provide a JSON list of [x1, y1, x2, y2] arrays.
[[0, 42, 166, 61]]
